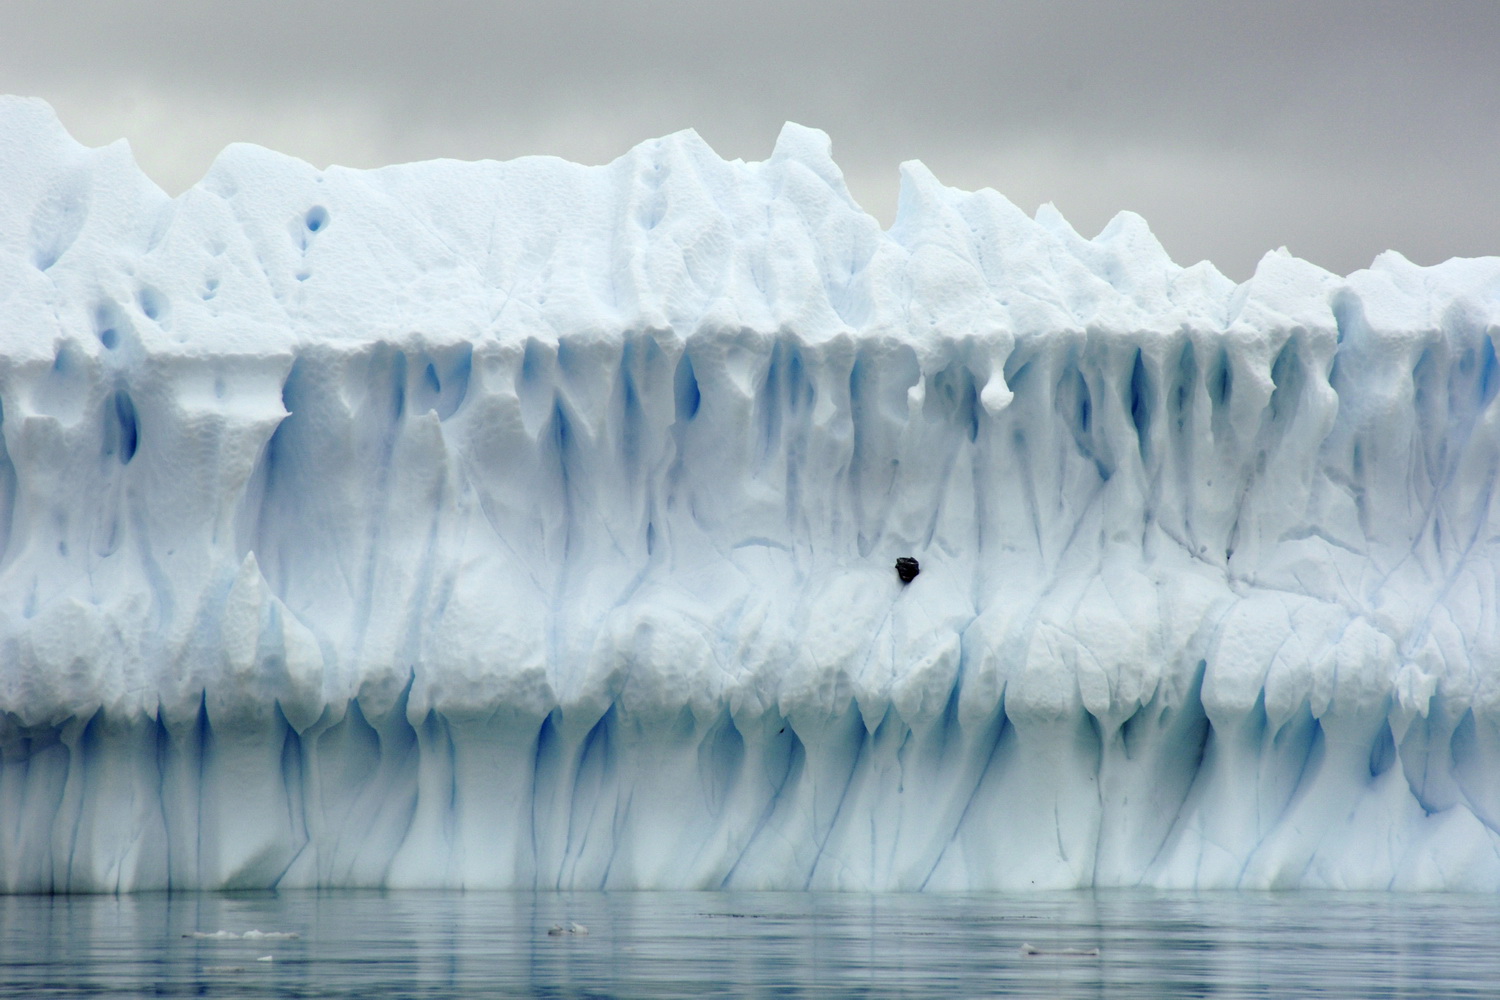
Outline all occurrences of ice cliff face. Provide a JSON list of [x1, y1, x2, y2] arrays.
[[2, 96, 1500, 891]]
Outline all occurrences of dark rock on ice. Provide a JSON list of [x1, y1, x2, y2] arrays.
[[895, 557, 920, 584]]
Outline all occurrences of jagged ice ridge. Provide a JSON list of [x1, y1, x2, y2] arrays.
[[2, 97, 1500, 891]]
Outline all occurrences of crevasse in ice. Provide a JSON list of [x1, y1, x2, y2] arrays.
[[2, 96, 1499, 891]]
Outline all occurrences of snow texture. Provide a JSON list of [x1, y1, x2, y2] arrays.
[[2, 96, 1500, 892]]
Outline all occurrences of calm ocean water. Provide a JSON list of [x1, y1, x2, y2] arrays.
[[1, 889, 1496, 997]]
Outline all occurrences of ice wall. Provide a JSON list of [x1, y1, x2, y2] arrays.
[[2, 96, 1500, 892]]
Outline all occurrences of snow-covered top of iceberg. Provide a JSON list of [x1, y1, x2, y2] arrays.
[[4, 95, 1496, 370]]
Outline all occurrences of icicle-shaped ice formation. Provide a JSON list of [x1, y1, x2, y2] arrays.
[[2, 96, 1500, 891]]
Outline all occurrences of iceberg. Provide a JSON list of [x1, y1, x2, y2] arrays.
[[1, 95, 1499, 892]]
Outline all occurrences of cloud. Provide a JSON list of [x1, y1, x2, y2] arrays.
[[2, 0, 1497, 278]]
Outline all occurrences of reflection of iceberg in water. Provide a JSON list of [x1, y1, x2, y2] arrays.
[[6, 891, 1500, 995], [3, 94, 1500, 890]]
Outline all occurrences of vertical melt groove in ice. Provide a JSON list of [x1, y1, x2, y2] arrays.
[[2, 96, 1500, 892]]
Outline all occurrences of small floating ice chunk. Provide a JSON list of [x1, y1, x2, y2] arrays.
[[184, 929, 300, 940], [1020, 943, 1099, 957]]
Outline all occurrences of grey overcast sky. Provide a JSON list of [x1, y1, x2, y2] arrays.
[[2, 0, 1497, 279]]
